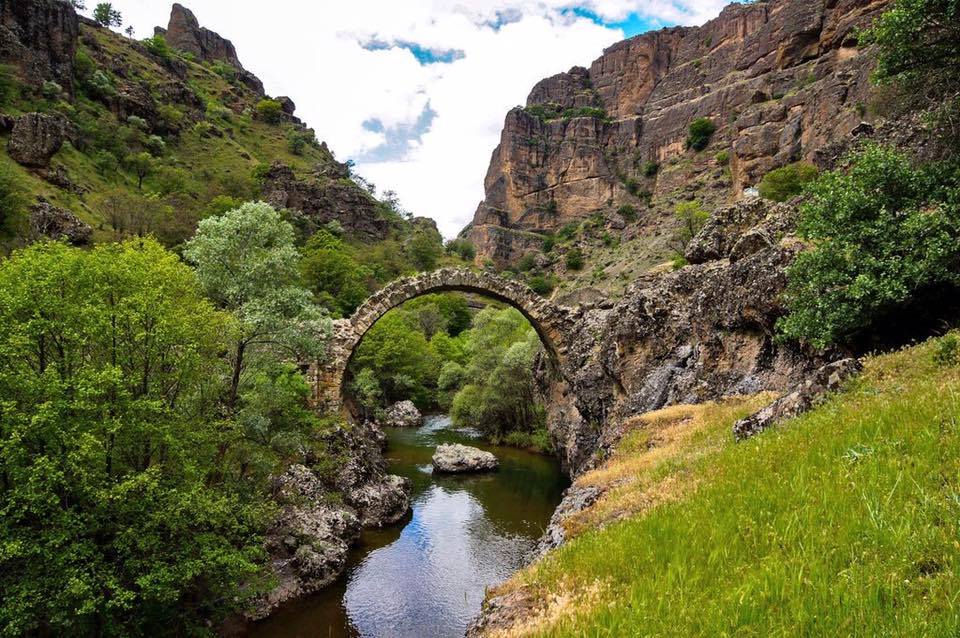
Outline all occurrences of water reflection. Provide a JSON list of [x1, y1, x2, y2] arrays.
[[249, 415, 567, 638]]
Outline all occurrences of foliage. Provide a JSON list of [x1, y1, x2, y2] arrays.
[[449, 308, 544, 439], [686, 117, 717, 151], [557, 222, 578, 241], [565, 248, 584, 270], [642, 160, 660, 177], [445, 238, 476, 261], [92, 2, 122, 28], [715, 149, 730, 165], [528, 274, 556, 296], [758, 161, 818, 202], [183, 202, 330, 412], [142, 35, 173, 64], [0, 163, 28, 232], [406, 226, 443, 271], [779, 144, 960, 348], [124, 151, 152, 189], [542, 234, 555, 253], [517, 252, 537, 272], [934, 332, 960, 367], [41, 80, 62, 100], [491, 339, 960, 636], [256, 99, 284, 124], [0, 239, 272, 635], [561, 106, 607, 119], [617, 204, 637, 223], [669, 200, 709, 255]]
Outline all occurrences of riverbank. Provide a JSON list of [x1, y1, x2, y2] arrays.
[[248, 415, 567, 637], [470, 335, 960, 636]]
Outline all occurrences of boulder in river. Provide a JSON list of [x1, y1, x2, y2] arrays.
[[432, 443, 499, 474], [383, 400, 422, 428]]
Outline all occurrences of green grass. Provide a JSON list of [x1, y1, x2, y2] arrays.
[[492, 336, 960, 636]]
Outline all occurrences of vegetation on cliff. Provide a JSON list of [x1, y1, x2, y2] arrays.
[[481, 335, 960, 636]]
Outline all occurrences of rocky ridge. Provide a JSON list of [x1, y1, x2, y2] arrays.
[[466, 0, 890, 268]]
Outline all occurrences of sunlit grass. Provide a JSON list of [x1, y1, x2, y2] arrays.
[[487, 337, 960, 636]]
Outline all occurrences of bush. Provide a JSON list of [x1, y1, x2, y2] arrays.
[[557, 223, 578, 241], [74, 51, 95, 81], [517, 253, 537, 272], [286, 129, 316, 155], [565, 248, 584, 270], [686, 117, 717, 151], [642, 160, 660, 177], [669, 200, 709, 255], [561, 106, 607, 119], [142, 35, 172, 63], [624, 177, 642, 196], [41, 80, 63, 100], [86, 69, 116, 99], [934, 333, 960, 367], [779, 144, 960, 348], [528, 275, 556, 296], [715, 150, 730, 165], [445, 238, 476, 261], [542, 235, 555, 253], [618, 204, 638, 223], [211, 61, 237, 82], [256, 99, 283, 124], [144, 134, 165, 156], [758, 162, 819, 202]]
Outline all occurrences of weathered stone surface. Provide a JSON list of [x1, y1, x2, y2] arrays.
[[432, 443, 499, 473], [260, 162, 390, 241], [466, 0, 891, 266], [29, 201, 91, 244], [0, 0, 78, 92], [382, 400, 422, 428], [685, 198, 794, 264], [8, 112, 71, 167], [733, 357, 862, 440]]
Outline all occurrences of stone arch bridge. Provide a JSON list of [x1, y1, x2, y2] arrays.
[[311, 268, 577, 414]]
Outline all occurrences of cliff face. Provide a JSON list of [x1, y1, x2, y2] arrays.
[[467, 0, 889, 267], [0, 0, 78, 94]]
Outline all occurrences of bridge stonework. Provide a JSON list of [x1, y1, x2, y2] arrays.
[[311, 268, 577, 413]]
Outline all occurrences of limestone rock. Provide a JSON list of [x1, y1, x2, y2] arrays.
[[0, 0, 79, 93], [466, 0, 890, 266], [346, 474, 411, 528], [8, 112, 71, 167], [382, 400, 422, 428], [260, 162, 390, 240], [685, 198, 794, 264], [29, 201, 91, 244], [276, 95, 296, 116], [432, 443, 499, 473], [733, 358, 862, 440]]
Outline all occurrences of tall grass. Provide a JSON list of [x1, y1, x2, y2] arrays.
[[493, 337, 960, 636]]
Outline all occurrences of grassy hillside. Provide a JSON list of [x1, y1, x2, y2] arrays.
[[482, 335, 960, 636]]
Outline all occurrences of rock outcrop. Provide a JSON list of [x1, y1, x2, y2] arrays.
[[466, 0, 890, 266], [261, 162, 392, 241], [160, 3, 264, 94], [733, 357, 862, 440], [29, 201, 91, 244], [382, 400, 422, 428], [8, 112, 72, 168], [0, 0, 78, 92], [432, 443, 499, 473]]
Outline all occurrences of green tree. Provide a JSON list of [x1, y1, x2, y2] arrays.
[[670, 200, 709, 255], [183, 202, 330, 413], [407, 227, 442, 271], [124, 151, 152, 189], [0, 239, 271, 634], [686, 117, 717, 151], [779, 144, 960, 347], [256, 99, 283, 124], [758, 162, 819, 202], [565, 248, 584, 271], [92, 2, 122, 27], [351, 312, 440, 407]]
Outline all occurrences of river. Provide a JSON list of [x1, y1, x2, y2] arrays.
[[249, 414, 568, 638]]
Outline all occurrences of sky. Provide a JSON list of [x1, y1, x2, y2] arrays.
[[94, 1, 731, 237]]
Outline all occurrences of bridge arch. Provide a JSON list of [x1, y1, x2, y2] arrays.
[[312, 268, 574, 413]]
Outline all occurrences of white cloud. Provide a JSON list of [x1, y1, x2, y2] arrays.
[[102, 1, 730, 237]]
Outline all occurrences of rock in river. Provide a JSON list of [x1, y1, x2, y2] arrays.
[[432, 443, 499, 474], [383, 400, 422, 428]]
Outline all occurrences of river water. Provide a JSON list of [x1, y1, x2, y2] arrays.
[[249, 414, 568, 638]]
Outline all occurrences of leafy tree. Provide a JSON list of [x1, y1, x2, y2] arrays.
[[350, 368, 383, 422], [758, 162, 819, 202], [407, 227, 442, 271], [686, 117, 717, 151], [0, 239, 271, 634], [779, 144, 960, 347], [124, 151, 152, 189], [256, 99, 283, 124], [669, 200, 709, 255], [92, 2, 122, 28], [351, 312, 440, 407], [183, 202, 330, 413], [565, 248, 584, 271]]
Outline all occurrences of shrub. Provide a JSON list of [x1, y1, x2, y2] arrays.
[[445, 238, 475, 261], [286, 129, 316, 155], [934, 333, 960, 367], [142, 35, 172, 63], [86, 69, 116, 99], [779, 144, 960, 348], [686, 117, 717, 151], [715, 150, 730, 165], [557, 223, 578, 241], [624, 177, 642, 196], [669, 200, 709, 255], [565, 248, 584, 271], [542, 235, 555, 253], [642, 160, 660, 177], [517, 253, 536, 272], [41, 80, 62, 100], [256, 99, 283, 124], [211, 61, 237, 82], [528, 275, 556, 296], [758, 162, 819, 202], [144, 134, 165, 156], [561, 106, 607, 119], [618, 204, 638, 223], [74, 51, 95, 81]]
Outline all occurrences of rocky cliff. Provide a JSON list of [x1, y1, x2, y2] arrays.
[[466, 0, 889, 269]]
